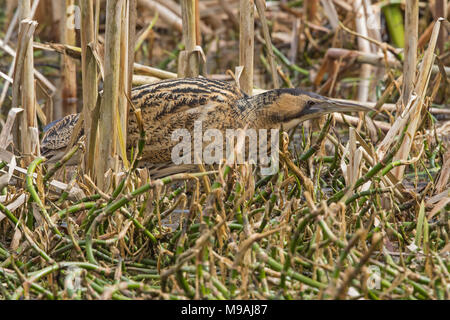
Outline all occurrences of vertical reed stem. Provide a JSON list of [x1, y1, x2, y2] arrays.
[[239, 0, 254, 96], [179, 0, 199, 77], [402, 0, 418, 107], [80, 0, 98, 175], [60, 0, 78, 117], [97, 0, 124, 188], [14, 0, 38, 163], [435, 0, 448, 54]]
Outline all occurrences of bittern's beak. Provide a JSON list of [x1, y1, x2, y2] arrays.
[[298, 99, 373, 121]]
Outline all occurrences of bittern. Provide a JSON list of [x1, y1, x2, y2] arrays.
[[41, 77, 372, 177]]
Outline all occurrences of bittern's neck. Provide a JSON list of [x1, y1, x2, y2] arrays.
[[247, 89, 287, 109], [235, 89, 286, 117]]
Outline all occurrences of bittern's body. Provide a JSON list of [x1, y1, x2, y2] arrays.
[[42, 78, 371, 177]]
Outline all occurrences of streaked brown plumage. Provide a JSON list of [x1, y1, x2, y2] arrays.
[[41, 77, 372, 177]]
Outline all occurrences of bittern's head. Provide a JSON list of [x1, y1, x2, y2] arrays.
[[40, 113, 82, 165], [249, 88, 373, 130]]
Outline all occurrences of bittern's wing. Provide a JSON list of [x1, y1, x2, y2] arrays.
[[130, 77, 246, 119], [127, 78, 247, 163]]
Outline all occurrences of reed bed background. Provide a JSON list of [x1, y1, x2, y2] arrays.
[[0, 0, 449, 300]]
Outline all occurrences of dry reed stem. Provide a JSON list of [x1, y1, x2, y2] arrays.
[[58, 0, 77, 118], [255, 0, 280, 89], [128, 0, 137, 94], [80, 0, 99, 175], [393, 18, 443, 179], [0, 108, 22, 149], [117, 0, 132, 169], [435, 0, 448, 54], [353, 0, 372, 103], [320, 0, 339, 30], [154, 0, 181, 16], [139, 0, 183, 32], [0, 40, 56, 95], [403, 0, 419, 108], [239, 0, 255, 95], [0, 0, 40, 110], [13, 2, 38, 163], [134, 63, 177, 79], [179, 0, 199, 77], [326, 48, 401, 69], [97, 0, 125, 189]]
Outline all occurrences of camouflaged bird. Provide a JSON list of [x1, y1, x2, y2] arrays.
[[41, 77, 372, 178]]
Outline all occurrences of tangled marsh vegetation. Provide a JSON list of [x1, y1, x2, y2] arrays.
[[0, 0, 449, 300]]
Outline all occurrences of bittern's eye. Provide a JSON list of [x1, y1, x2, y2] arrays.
[[306, 100, 315, 108]]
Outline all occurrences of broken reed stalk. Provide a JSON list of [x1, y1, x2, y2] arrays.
[[13, 0, 38, 164], [97, 0, 124, 189], [403, 0, 418, 108], [80, 0, 98, 175], [239, 0, 255, 95], [328, 124, 408, 204], [393, 18, 443, 180], [179, 0, 199, 77]]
